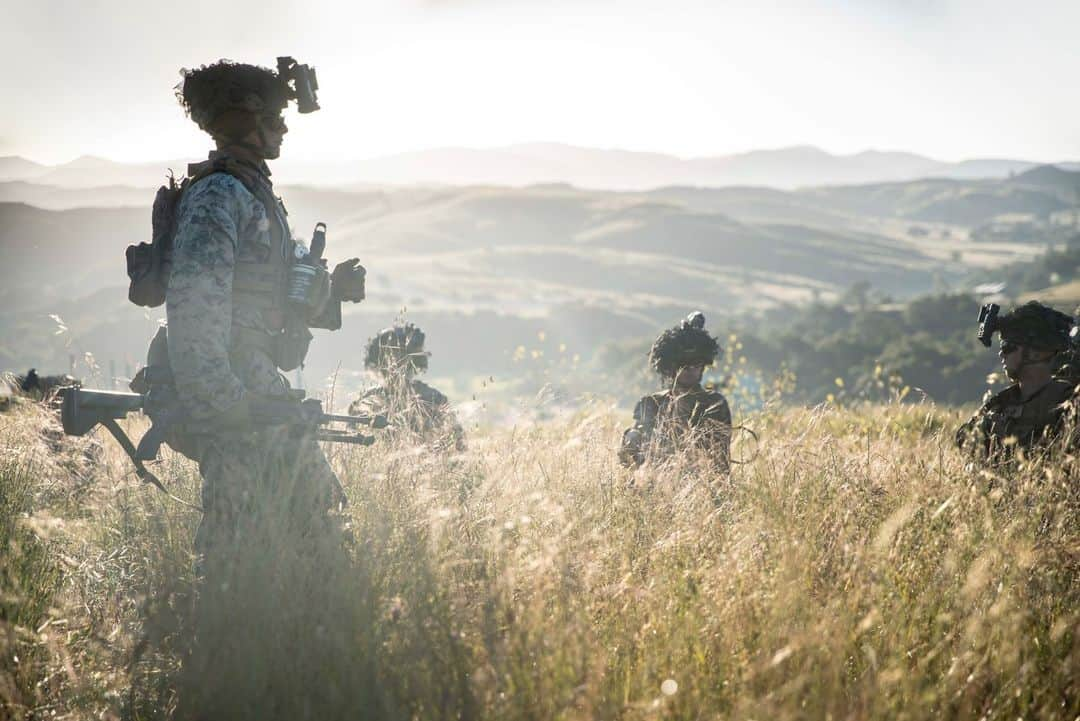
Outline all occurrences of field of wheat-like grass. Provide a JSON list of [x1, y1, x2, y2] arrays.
[[0, 398, 1076, 720]]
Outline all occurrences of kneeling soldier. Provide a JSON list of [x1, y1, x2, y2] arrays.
[[619, 312, 732, 471], [956, 301, 1077, 463], [349, 323, 465, 451]]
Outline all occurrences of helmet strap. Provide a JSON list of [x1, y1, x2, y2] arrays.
[[256, 122, 273, 153], [233, 139, 265, 157], [211, 113, 274, 160]]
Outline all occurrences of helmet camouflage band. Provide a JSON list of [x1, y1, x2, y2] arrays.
[[997, 301, 1073, 352], [365, 323, 429, 374], [177, 60, 289, 135], [649, 311, 721, 378]]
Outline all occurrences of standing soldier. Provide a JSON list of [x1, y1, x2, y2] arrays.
[[349, 323, 465, 451], [956, 301, 1077, 462], [159, 58, 368, 717], [619, 312, 732, 471]]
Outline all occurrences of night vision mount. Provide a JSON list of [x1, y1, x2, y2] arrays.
[[683, 311, 706, 330], [977, 303, 1001, 348], [277, 56, 319, 114]]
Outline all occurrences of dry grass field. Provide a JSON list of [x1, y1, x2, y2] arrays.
[[0, 396, 1076, 720]]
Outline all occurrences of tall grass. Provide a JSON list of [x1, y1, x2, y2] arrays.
[[0, 398, 1076, 720]]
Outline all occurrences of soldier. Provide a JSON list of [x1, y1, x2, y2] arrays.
[[349, 323, 465, 451], [15, 368, 76, 400], [159, 59, 367, 717], [619, 312, 732, 471], [956, 301, 1077, 462]]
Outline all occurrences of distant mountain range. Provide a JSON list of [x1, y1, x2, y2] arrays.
[[3, 143, 1079, 191]]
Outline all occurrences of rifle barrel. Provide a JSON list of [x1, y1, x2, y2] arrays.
[[315, 429, 376, 445], [321, 412, 389, 429]]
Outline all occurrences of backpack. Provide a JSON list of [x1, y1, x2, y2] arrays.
[[125, 172, 188, 308], [125, 159, 251, 308]]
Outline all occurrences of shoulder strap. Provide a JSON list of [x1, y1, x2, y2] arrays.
[[696, 392, 731, 421], [187, 157, 283, 221], [634, 392, 665, 427]]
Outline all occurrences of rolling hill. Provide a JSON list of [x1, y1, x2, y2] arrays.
[[3, 163, 1073, 399]]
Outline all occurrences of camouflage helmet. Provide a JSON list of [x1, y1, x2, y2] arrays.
[[997, 301, 1074, 352], [177, 60, 291, 137], [365, 323, 429, 374], [649, 311, 721, 378]]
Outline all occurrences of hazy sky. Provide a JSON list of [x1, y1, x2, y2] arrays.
[[2, 0, 1078, 164]]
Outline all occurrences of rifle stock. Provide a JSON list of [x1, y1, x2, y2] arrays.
[[57, 385, 184, 503], [60, 386, 144, 436]]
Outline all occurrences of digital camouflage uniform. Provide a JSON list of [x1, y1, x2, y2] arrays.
[[955, 301, 1078, 464], [955, 380, 1073, 461], [157, 59, 379, 721], [349, 380, 464, 449], [620, 387, 732, 470], [167, 151, 345, 563], [619, 312, 732, 471], [349, 324, 465, 451]]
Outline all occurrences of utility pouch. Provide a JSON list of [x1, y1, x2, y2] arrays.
[[130, 325, 173, 394], [126, 242, 166, 307], [275, 258, 325, 370], [286, 262, 332, 318], [127, 177, 183, 308], [304, 264, 332, 320], [275, 319, 313, 372], [129, 325, 201, 459]]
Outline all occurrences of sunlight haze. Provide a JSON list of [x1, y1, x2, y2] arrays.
[[2, 0, 1078, 165]]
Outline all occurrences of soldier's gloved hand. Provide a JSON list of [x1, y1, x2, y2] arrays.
[[331, 258, 366, 303]]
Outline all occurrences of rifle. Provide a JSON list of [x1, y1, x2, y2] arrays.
[[58, 385, 386, 504]]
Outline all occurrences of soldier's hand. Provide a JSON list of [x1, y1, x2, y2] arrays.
[[331, 258, 366, 303]]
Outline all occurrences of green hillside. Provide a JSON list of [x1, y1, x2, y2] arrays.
[[1, 170, 1076, 405], [803, 168, 1076, 226]]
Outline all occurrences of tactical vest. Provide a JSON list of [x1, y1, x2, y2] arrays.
[[127, 156, 295, 325], [959, 379, 1074, 456], [640, 389, 729, 428], [634, 388, 731, 454], [186, 155, 295, 337], [128, 154, 314, 385]]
